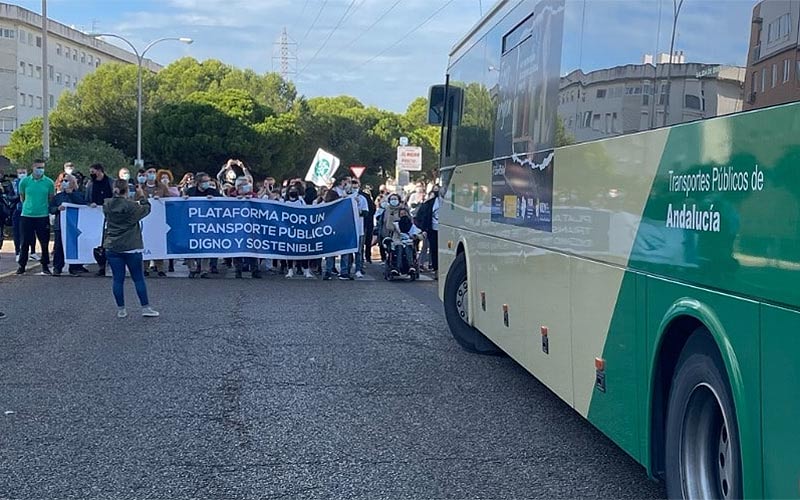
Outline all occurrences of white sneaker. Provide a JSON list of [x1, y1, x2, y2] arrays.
[[285, 268, 294, 278], [142, 307, 160, 317], [14, 254, 19, 263], [30, 253, 40, 261], [355, 271, 364, 279], [117, 308, 128, 319], [303, 268, 313, 278]]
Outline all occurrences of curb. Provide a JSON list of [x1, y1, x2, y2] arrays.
[[0, 260, 41, 280]]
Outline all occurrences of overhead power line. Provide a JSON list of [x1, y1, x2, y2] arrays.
[[300, 0, 359, 74], [350, 0, 455, 71], [301, 0, 329, 44], [340, 0, 401, 52]]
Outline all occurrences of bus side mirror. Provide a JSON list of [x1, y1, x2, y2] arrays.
[[428, 85, 446, 125]]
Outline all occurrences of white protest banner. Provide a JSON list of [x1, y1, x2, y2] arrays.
[[305, 148, 341, 187]]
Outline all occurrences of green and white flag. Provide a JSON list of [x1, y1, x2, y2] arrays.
[[305, 148, 341, 187]]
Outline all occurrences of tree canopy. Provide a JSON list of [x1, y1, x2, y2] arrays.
[[6, 57, 441, 184]]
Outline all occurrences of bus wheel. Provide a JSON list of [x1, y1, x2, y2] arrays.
[[665, 330, 742, 500], [443, 253, 504, 356]]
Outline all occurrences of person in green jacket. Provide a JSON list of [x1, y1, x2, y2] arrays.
[[103, 179, 159, 319]]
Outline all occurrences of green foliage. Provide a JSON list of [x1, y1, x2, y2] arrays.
[[5, 117, 43, 167], [47, 140, 130, 178], [555, 115, 575, 147], [31, 55, 446, 183]]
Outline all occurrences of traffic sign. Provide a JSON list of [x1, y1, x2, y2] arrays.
[[349, 165, 366, 179], [396, 146, 422, 171]]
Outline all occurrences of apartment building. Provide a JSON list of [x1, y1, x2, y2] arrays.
[[0, 3, 161, 148], [744, 0, 800, 111], [558, 56, 746, 144]]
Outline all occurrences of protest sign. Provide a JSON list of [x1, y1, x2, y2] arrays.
[[304, 148, 341, 187], [61, 197, 360, 264]]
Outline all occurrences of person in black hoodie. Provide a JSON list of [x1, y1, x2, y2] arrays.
[[50, 173, 86, 276]]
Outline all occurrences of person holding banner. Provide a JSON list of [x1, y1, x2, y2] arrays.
[[50, 173, 86, 276], [185, 173, 221, 278], [284, 184, 314, 279], [103, 179, 159, 319]]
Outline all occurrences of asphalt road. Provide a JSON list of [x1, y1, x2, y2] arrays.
[[0, 266, 666, 499]]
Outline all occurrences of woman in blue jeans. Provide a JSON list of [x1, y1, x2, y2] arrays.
[[103, 179, 159, 319]]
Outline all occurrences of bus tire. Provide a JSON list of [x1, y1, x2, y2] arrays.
[[664, 330, 742, 500], [443, 253, 504, 356]]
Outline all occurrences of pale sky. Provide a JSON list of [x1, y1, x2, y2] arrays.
[[12, 0, 485, 113]]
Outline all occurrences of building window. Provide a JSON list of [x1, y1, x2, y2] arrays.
[[643, 93, 650, 106], [65, 75, 70, 86], [596, 89, 607, 99], [48, 65, 53, 80], [72, 50, 77, 61], [19, 61, 24, 74], [27, 94, 33, 107], [56, 72, 61, 84], [784, 59, 791, 83], [35, 96, 42, 109], [27, 32, 32, 45], [685, 94, 702, 110], [762, 68, 767, 92], [752, 71, 758, 93], [772, 63, 778, 87], [592, 113, 601, 130], [56, 43, 61, 55], [27, 63, 33, 77], [88, 54, 93, 65], [96, 58, 101, 67], [18, 29, 25, 43], [35, 66, 41, 79], [19, 93, 25, 105], [80, 51, 86, 63], [767, 13, 792, 44], [49, 94, 54, 108], [612, 112, 619, 133], [64, 47, 70, 59], [36, 36, 41, 48]]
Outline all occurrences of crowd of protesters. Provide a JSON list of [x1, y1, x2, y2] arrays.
[[0, 159, 441, 318]]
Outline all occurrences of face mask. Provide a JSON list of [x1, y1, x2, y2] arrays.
[[146, 173, 156, 182], [400, 216, 410, 224], [127, 189, 136, 199], [289, 191, 299, 199], [33, 168, 45, 177], [120, 173, 130, 181], [17, 172, 26, 179], [161, 177, 170, 185], [65, 167, 74, 175], [240, 185, 252, 194], [200, 181, 211, 190], [61, 180, 70, 190], [389, 199, 399, 207], [90, 173, 98, 180], [137, 175, 146, 184], [433, 190, 440, 196]]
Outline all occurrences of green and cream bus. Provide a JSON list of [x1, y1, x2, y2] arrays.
[[429, 0, 799, 498]]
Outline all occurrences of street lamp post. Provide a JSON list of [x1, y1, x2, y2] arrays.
[[90, 34, 193, 167], [662, 0, 685, 127]]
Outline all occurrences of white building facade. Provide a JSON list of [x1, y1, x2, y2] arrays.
[[0, 3, 161, 148], [558, 58, 746, 144]]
